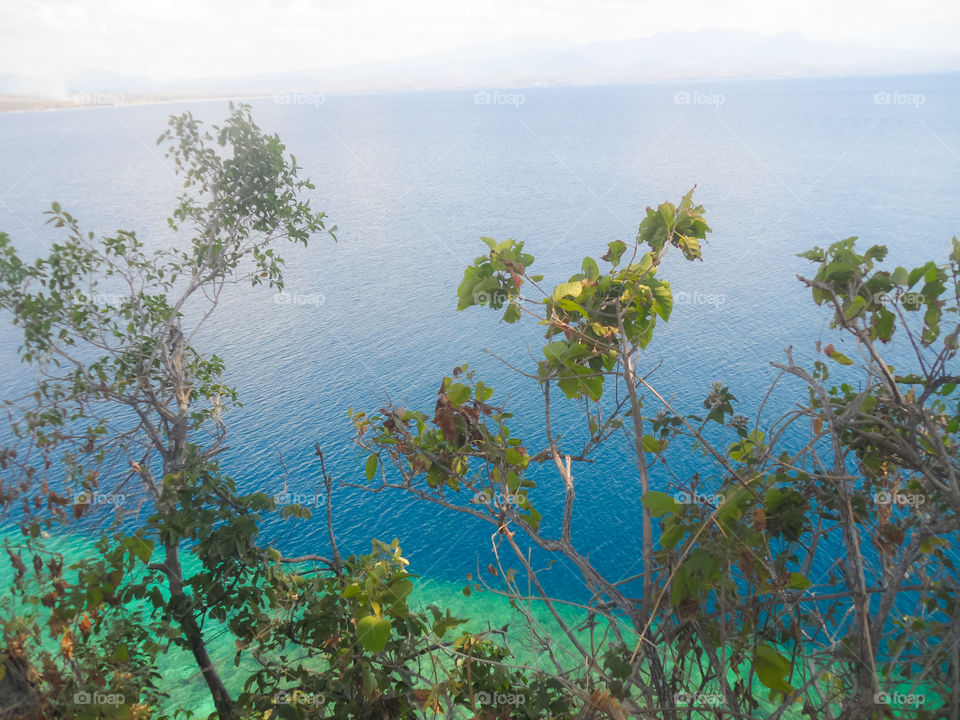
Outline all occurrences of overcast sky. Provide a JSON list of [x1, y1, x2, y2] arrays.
[[2, 0, 959, 91]]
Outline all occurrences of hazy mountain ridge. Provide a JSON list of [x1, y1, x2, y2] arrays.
[[2, 29, 957, 102]]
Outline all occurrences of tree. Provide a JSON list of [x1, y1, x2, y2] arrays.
[[0, 104, 585, 720], [2, 104, 958, 720], [353, 192, 960, 718]]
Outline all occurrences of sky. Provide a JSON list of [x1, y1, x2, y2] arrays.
[[1, 0, 959, 93]]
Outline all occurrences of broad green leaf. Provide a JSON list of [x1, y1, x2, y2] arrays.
[[446, 382, 471, 406], [365, 454, 379, 481], [642, 435, 663, 453], [843, 295, 866, 320], [543, 341, 569, 363], [356, 615, 392, 653], [553, 280, 583, 301], [475, 381, 494, 402], [754, 644, 794, 698], [602, 240, 627, 266], [124, 537, 154, 564], [581, 256, 600, 281], [786, 573, 812, 591], [660, 522, 686, 550], [642, 491, 680, 518], [505, 448, 525, 465]]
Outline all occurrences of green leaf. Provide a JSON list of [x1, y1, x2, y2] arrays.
[[602, 240, 627, 266], [475, 382, 494, 402], [446, 382, 471, 406], [754, 644, 794, 698], [891, 266, 909, 285], [642, 491, 680, 518], [651, 282, 673, 321], [843, 295, 866, 320], [581, 256, 600, 281], [124, 537, 154, 564], [430, 607, 468, 638], [826, 349, 854, 365], [660, 522, 686, 550], [505, 448, 524, 466], [552, 280, 583, 301], [519, 506, 542, 532], [356, 615, 392, 653], [642, 435, 663, 453], [543, 341, 569, 363], [786, 572, 812, 591], [365, 454, 379, 481], [872, 308, 895, 342], [677, 235, 702, 261]]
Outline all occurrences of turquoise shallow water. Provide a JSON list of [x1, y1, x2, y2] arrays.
[[0, 529, 620, 716], [1, 530, 942, 717], [1, 530, 816, 717]]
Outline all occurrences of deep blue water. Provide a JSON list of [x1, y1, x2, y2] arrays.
[[1, 74, 959, 599]]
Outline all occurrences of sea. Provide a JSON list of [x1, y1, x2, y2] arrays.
[[1, 73, 958, 713]]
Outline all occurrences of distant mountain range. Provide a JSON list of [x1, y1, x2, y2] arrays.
[[3, 29, 959, 102]]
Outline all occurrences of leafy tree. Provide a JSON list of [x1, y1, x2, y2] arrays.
[[0, 105, 553, 720], [354, 192, 960, 718], [2, 103, 958, 720]]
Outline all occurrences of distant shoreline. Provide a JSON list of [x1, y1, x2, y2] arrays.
[[2, 70, 958, 115], [0, 93, 271, 115]]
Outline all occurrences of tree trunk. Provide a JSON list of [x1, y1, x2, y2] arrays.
[[163, 542, 239, 720]]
